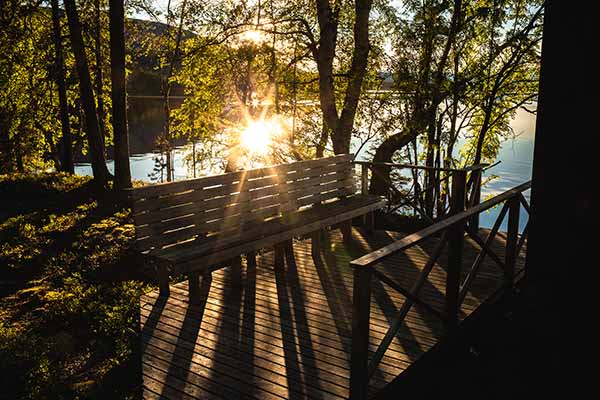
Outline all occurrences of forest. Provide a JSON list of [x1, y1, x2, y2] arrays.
[[0, 0, 543, 398]]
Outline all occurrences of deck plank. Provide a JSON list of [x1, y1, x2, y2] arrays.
[[141, 227, 525, 399]]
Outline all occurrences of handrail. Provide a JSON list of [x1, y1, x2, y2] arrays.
[[352, 160, 488, 173], [348, 180, 531, 400], [350, 180, 531, 268], [352, 160, 488, 229]]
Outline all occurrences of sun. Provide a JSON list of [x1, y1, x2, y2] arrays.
[[240, 119, 277, 155], [240, 30, 264, 45]]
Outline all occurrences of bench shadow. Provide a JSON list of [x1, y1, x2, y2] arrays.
[[203, 260, 252, 397], [239, 257, 257, 395], [140, 295, 167, 354], [273, 244, 324, 399], [160, 277, 211, 399]]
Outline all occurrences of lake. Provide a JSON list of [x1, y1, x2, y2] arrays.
[[75, 109, 535, 232]]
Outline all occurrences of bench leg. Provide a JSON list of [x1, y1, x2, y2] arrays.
[[365, 211, 375, 232], [157, 264, 170, 297], [341, 220, 352, 245], [231, 256, 243, 286], [246, 251, 257, 268], [284, 239, 294, 255], [274, 244, 285, 270], [188, 271, 200, 303], [311, 231, 321, 258], [189, 271, 212, 304]]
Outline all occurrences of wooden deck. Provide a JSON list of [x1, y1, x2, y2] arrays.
[[140, 226, 526, 400]]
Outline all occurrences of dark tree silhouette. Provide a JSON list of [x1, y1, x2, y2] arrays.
[[109, 0, 132, 189]]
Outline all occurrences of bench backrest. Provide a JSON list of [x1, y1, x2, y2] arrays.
[[127, 154, 356, 256]]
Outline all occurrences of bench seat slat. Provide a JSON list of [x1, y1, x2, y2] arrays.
[[134, 173, 354, 238], [134, 182, 356, 252], [157, 194, 384, 271], [128, 154, 353, 203], [131, 163, 352, 221]]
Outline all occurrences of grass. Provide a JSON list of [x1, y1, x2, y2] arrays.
[[0, 173, 152, 399]]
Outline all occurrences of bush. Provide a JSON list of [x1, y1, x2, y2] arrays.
[[0, 173, 149, 399]]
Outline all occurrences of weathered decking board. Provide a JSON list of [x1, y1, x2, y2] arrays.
[[140, 227, 526, 399]]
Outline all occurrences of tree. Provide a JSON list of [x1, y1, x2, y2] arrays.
[[64, 0, 110, 184], [1, 1, 64, 173], [367, 0, 543, 221], [50, 0, 74, 173], [314, 0, 374, 155], [109, 0, 132, 189]]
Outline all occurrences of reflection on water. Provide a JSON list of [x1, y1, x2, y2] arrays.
[[479, 138, 533, 232], [74, 148, 192, 183]]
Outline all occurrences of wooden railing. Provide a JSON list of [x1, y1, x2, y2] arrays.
[[353, 161, 486, 230], [348, 180, 531, 400]]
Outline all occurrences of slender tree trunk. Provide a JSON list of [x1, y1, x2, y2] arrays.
[[94, 0, 107, 152], [424, 117, 436, 216], [64, 0, 109, 184], [333, 0, 373, 154], [425, 0, 462, 217], [316, 123, 328, 158], [109, 0, 131, 189], [51, 0, 73, 173], [269, 2, 280, 114], [315, 0, 339, 143], [162, 0, 188, 182], [369, 0, 462, 198]]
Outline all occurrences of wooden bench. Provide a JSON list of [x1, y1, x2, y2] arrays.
[[127, 154, 384, 302]]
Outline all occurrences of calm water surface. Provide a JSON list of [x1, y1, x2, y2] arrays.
[[75, 110, 535, 232]]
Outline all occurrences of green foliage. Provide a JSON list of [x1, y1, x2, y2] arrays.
[[0, 4, 60, 173], [0, 173, 148, 399]]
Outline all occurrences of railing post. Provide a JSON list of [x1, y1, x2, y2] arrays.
[[445, 170, 466, 332], [350, 264, 372, 400], [360, 163, 375, 231], [361, 163, 369, 195], [469, 168, 482, 232], [504, 196, 520, 289]]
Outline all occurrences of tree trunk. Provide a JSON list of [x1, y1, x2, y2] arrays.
[[162, 0, 188, 182], [315, 0, 373, 156], [109, 0, 131, 189], [316, 122, 328, 158], [94, 0, 107, 152], [333, 0, 373, 155], [64, 0, 109, 184], [51, 0, 73, 173], [369, 129, 414, 195], [315, 0, 339, 143]]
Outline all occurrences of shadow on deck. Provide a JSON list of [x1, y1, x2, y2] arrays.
[[139, 226, 526, 400]]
